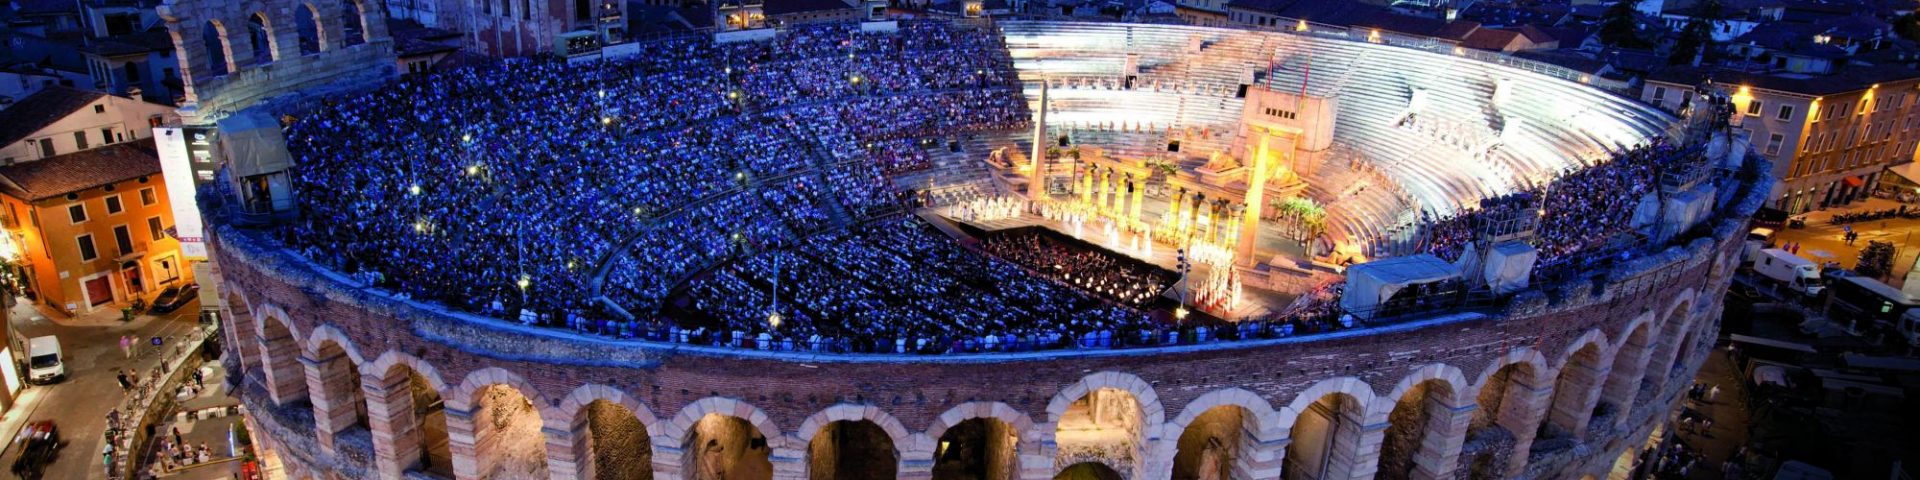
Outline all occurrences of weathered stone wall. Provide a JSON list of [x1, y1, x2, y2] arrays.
[[157, 0, 397, 123]]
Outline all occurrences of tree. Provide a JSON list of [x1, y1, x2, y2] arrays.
[[1856, 240, 1896, 280], [1668, 0, 1727, 65], [1599, 0, 1653, 49]]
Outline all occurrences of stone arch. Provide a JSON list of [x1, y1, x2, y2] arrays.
[[928, 402, 1034, 480], [798, 405, 907, 480], [1669, 301, 1714, 380], [1599, 312, 1657, 425], [295, 2, 324, 54], [1545, 331, 1612, 440], [552, 385, 659, 480], [1281, 378, 1376, 480], [341, 0, 368, 46], [305, 327, 372, 445], [1464, 349, 1551, 480], [200, 20, 235, 76], [1046, 371, 1165, 426], [362, 351, 453, 478], [221, 285, 259, 383], [1647, 290, 1698, 390], [668, 397, 779, 480], [245, 11, 276, 65], [1167, 388, 1280, 480], [253, 302, 308, 406], [1051, 372, 1159, 479], [1375, 365, 1471, 480], [460, 381, 550, 479]]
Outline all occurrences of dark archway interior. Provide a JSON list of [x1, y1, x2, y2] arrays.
[[1172, 407, 1245, 480], [808, 420, 898, 480], [684, 414, 772, 480], [934, 418, 1018, 480], [588, 400, 653, 480], [1055, 462, 1123, 480]]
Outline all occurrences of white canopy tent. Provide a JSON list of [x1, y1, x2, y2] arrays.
[[1342, 254, 1459, 320]]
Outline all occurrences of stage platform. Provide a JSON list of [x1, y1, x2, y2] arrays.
[[915, 208, 1298, 321]]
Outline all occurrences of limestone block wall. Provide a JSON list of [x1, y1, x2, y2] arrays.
[[157, 0, 398, 123]]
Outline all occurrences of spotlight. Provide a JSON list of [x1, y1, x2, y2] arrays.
[[408, 184, 421, 196]]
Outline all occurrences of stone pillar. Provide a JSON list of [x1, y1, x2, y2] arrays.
[[303, 351, 359, 454], [256, 332, 308, 406], [771, 445, 808, 480], [1549, 360, 1610, 438], [1020, 433, 1057, 480], [1028, 82, 1049, 201], [1081, 167, 1094, 205], [1499, 385, 1554, 478], [1098, 170, 1112, 212], [447, 407, 482, 480], [545, 425, 585, 480], [268, 8, 301, 62], [1410, 405, 1474, 480], [899, 449, 935, 480], [1601, 335, 1653, 430], [1243, 437, 1288, 480], [651, 443, 687, 480], [1347, 422, 1388, 480], [315, 2, 343, 52], [1129, 178, 1144, 223], [1172, 191, 1190, 232], [365, 373, 422, 479], [1238, 135, 1271, 266]]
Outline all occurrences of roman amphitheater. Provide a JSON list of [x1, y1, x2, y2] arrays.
[[171, 9, 1769, 480]]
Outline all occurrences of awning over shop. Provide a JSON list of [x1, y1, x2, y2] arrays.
[[1843, 175, 1864, 187], [1885, 162, 1920, 185]]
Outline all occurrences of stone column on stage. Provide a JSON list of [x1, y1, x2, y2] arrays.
[[1027, 81, 1049, 200], [1238, 133, 1274, 266], [1129, 177, 1144, 224], [1081, 165, 1093, 205], [1097, 169, 1112, 213], [1172, 189, 1189, 232]]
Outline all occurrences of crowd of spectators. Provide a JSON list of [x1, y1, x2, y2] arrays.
[[980, 229, 1174, 307], [283, 20, 1023, 333]]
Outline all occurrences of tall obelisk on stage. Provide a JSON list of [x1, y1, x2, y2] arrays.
[[1027, 80, 1049, 200]]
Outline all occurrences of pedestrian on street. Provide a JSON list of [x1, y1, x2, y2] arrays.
[[120, 335, 132, 358], [171, 426, 183, 448], [116, 371, 132, 391], [1707, 384, 1721, 401]]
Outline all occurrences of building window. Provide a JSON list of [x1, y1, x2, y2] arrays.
[[1767, 133, 1784, 155], [77, 234, 97, 261], [147, 216, 165, 241], [37, 139, 52, 157], [113, 224, 132, 257], [101, 128, 114, 145], [1653, 86, 1667, 101], [140, 187, 156, 206], [104, 195, 123, 215], [73, 131, 87, 150], [1746, 100, 1763, 116], [68, 204, 87, 224], [93, 104, 105, 114]]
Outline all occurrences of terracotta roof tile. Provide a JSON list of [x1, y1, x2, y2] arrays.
[[0, 139, 161, 201]]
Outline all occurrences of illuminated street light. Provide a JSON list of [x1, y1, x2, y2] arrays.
[[408, 184, 421, 196]]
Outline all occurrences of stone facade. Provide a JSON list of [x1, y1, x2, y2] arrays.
[[211, 147, 1765, 479], [156, 0, 398, 124]]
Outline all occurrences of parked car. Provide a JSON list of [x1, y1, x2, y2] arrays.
[[10, 421, 60, 479], [148, 283, 200, 314]]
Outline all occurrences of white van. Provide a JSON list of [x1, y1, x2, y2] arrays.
[[1753, 248, 1822, 296], [27, 336, 64, 384]]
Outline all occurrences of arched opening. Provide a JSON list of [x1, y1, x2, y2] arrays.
[[223, 292, 258, 382], [246, 13, 274, 65], [1055, 388, 1146, 477], [1670, 317, 1705, 378], [1055, 462, 1124, 480], [470, 384, 549, 478], [201, 21, 231, 76], [582, 399, 652, 480], [295, 4, 322, 54], [1545, 343, 1606, 439], [341, 0, 367, 46], [370, 364, 452, 477], [1172, 406, 1254, 480], [807, 420, 898, 480], [933, 418, 1019, 480], [1647, 302, 1691, 390], [682, 414, 772, 480], [1378, 380, 1456, 480], [470, 384, 548, 479], [1608, 447, 1636, 480], [311, 340, 369, 435], [1600, 322, 1654, 419], [1283, 393, 1366, 480], [1465, 362, 1541, 480], [255, 315, 307, 406]]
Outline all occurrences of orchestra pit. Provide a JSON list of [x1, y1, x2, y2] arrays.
[[182, 13, 1770, 480]]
